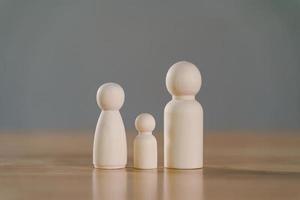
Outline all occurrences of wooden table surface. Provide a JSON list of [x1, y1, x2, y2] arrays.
[[0, 130, 299, 200]]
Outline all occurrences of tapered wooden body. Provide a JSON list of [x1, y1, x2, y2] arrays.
[[134, 133, 157, 169], [93, 110, 127, 169], [164, 97, 203, 169]]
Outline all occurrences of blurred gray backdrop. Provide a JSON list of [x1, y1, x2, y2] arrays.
[[0, 0, 299, 130]]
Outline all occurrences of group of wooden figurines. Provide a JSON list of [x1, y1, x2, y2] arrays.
[[93, 61, 203, 170]]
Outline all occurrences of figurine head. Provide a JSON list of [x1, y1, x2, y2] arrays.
[[135, 113, 156, 133], [96, 83, 125, 110], [166, 61, 202, 97]]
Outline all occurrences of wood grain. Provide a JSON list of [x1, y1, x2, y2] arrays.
[[0, 130, 299, 200]]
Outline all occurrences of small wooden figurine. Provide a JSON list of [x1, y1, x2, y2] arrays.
[[134, 113, 157, 169]]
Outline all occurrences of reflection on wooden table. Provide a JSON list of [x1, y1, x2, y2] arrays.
[[0, 130, 299, 200], [92, 168, 203, 200]]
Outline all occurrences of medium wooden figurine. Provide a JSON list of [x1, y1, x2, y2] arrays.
[[93, 83, 127, 169]]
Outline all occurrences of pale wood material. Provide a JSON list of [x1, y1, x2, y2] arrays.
[[165, 61, 203, 169], [0, 130, 299, 200], [134, 113, 157, 169], [93, 83, 127, 169]]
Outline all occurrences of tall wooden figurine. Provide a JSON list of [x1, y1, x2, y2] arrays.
[[164, 61, 203, 169], [93, 83, 127, 169]]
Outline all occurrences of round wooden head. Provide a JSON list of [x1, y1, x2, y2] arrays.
[[166, 61, 202, 97], [96, 83, 125, 110], [135, 113, 156, 133]]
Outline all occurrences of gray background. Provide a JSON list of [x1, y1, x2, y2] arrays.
[[0, 0, 299, 131]]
